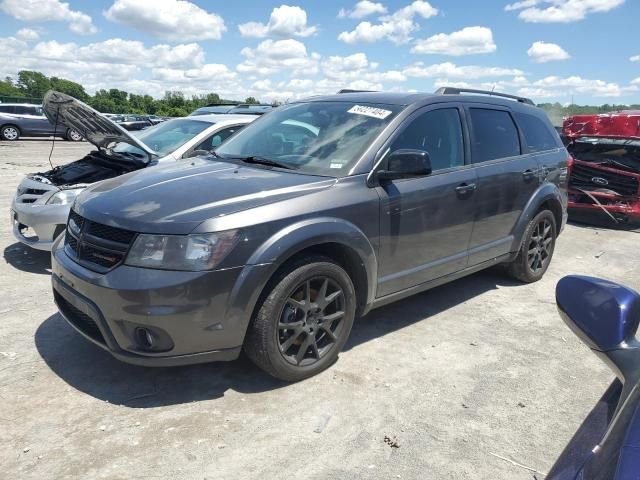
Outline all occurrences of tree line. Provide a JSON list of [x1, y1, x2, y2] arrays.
[[1, 70, 639, 121], [0, 70, 263, 117]]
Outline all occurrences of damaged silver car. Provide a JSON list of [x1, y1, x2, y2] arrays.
[[10, 91, 256, 250]]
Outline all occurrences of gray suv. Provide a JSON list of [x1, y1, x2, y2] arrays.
[[0, 103, 82, 141], [51, 88, 568, 381]]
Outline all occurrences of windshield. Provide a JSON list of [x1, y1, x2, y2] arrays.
[[112, 118, 212, 158], [215, 101, 402, 176]]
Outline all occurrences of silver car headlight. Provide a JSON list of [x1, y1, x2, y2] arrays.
[[125, 230, 239, 271], [46, 189, 83, 205]]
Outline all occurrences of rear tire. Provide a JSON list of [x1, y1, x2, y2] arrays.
[[66, 129, 83, 141], [1, 125, 20, 141], [244, 256, 356, 381], [506, 210, 557, 283]]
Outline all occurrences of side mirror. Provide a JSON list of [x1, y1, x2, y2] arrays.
[[556, 275, 640, 405], [377, 149, 432, 182], [556, 275, 640, 352], [184, 149, 211, 159]]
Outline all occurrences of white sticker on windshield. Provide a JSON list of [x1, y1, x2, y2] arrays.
[[330, 163, 343, 169], [347, 105, 392, 120]]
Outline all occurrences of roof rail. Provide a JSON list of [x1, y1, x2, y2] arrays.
[[205, 103, 238, 107], [434, 87, 535, 106], [337, 89, 377, 94]]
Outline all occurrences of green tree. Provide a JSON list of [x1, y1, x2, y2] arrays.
[[50, 77, 89, 101], [17, 70, 51, 97], [0, 76, 23, 97], [244, 96, 259, 104]]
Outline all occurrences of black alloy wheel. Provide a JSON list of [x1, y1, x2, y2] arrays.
[[278, 277, 346, 366], [245, 256, 356, 381], [527, 217, 553, 273]]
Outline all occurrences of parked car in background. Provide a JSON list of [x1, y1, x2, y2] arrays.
[[51, 88, 567, 381], [0, 103, 82, 141], [108, 114, 153, 131], [228, 104, 273, 115], [190, 104, 239, 116], [564, 111, 640, 225], [11, 90, 255, 251], [145, 115, 167, 125], [549, 275, 640, 479]]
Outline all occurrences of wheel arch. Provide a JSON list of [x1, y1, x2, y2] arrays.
[[510, 183, 565, 253], [223, 217, 378, 347]]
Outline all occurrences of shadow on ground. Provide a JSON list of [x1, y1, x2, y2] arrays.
[[3, 242, 51, 275], [36, 268, 519, 408]]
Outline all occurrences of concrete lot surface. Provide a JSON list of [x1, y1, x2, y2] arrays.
[[1, 139, 636, 479]]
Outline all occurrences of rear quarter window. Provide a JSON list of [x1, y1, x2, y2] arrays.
[[469, 108, 521, 163], [0, 105, 16, 114], [516, 112, 560, 153]]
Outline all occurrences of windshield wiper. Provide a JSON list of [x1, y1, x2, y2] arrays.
[[232, 156, 295, 170]]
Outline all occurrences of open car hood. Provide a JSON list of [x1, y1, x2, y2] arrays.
[[43, 90, 157, 162]]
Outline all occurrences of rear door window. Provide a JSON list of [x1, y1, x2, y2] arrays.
[[469, 108, 520, 163], [516, 112, 559, 153], [0, 105, 15, 114]]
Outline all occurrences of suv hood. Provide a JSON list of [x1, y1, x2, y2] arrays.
[[74, 158, 336, 234], [43, 90, 156, 162]]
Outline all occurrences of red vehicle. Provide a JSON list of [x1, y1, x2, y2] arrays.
[[563, 111, 640, 224]]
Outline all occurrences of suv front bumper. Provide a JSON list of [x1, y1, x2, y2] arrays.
[[50, 237, 256, 366]]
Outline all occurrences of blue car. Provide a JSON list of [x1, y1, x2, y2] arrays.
[[551, 276, 640, 479]]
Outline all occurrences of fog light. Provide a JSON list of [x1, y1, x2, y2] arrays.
[[135, 327, 155, 349]]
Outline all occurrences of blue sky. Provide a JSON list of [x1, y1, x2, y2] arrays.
[[0, 0, 638, 104]]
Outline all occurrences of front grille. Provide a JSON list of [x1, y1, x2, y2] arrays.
[[570, 162, 640, 197], [64, 210, 136, 272], [54, 291, 105, 344], [25, 188, 47, 195]]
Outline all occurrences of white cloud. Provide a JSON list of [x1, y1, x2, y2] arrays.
[[505, 0, 625, 23], [31, 39, 206, 69], [631, 78, 640, 85], [527, 41, 570, 62], [411, 26, 496, 55], [15, 28, 40, 42], [533, 75, 636, 97], [237, 39, 321, 76], [338, 0, 438, 44], [0, 0, 96, 34], [630, 55, 640, 62], [238, 5, 317, 38], [404, 62, 524, 79], [338, 1, 387, 19], [104, 0, 226, 42]]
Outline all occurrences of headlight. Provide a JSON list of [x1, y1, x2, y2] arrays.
[[46, 189, 83, 205], [125, 230, 239, 271]]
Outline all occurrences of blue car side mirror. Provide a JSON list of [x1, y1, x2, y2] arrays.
[[556, 275, 640, 352]]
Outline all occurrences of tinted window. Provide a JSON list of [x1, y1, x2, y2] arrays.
[[0, 105, 16, 114], [516, 113, 559, 153], [390, 108, 464, 171], [196, 125, 244, 151], [14, 106, 30, 115], [469, 108, 520, 163]]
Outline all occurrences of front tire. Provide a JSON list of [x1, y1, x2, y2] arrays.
[[507, 210, 557, 283], [244, 256, 356, 381], [1, 125, 20, 141]]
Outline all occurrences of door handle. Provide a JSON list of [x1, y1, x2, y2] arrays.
[[455, 183, 477, 194], [522, 169, 536, 180]]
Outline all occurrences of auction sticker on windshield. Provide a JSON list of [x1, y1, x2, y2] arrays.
[[347, 105, 392, 120]]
